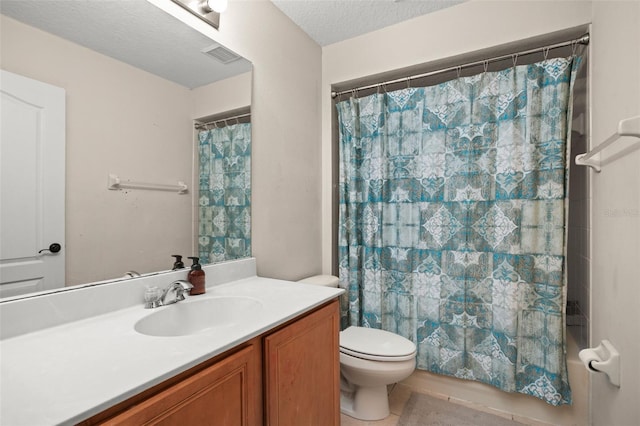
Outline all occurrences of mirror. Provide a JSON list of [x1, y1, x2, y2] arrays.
[[0, 0, 252, 299]]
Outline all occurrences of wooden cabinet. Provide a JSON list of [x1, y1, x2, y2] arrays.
[[84, 342, 262, 426], [81, 299, 339, 426], [264, 300, 340, 426]]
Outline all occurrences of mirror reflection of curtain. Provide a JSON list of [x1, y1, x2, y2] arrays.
[[336, 56, 582, 406], [198, 123, 251, 263]]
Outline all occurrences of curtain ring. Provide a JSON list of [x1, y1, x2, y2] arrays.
[[511, 53, 518, 68], [456, 66, 462, 79], [236, 117, 240, 125], [483, 60, 489, 73], [571, 40, 579, 56], [543, 47, 550, 61], [406, 77, 411, 88]]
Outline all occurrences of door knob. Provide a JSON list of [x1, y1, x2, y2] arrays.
[[39, 243, 61, 254]]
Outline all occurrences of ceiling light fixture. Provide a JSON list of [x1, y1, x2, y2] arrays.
[[205, 0, 228, 13], [169, 0, 223, 29]]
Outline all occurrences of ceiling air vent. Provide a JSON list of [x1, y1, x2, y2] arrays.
[[201, 43, 241, 64]]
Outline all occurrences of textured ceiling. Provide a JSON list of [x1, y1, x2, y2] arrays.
[[0, 0, 252, 89], [271, 0, 466, 46]]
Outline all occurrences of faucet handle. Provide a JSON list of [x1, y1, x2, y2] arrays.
[[144, 286, 162, 309]]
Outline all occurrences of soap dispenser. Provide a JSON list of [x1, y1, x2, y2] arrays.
[[187, 256, 205, 295], [171, 255, 185, 270]]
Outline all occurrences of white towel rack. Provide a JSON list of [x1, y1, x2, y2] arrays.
[[575, 116, 640, 172], [107, 174, 188, 194]]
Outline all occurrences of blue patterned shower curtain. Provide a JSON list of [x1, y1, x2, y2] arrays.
[[198, 122, 251, 263], [337, 57, 580, 405]]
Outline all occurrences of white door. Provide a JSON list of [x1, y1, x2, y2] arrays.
[[0, 70, 65, 298]]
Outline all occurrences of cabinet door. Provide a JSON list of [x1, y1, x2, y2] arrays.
[[102, 343, 261, 426], [264, 300, 340, 426]]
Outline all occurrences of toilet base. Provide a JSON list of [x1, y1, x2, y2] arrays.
[[340, 385, 389, 421]]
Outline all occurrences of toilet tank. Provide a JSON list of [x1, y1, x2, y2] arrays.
[[297, 275, 339, 288]]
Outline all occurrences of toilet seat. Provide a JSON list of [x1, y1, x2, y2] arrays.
[[340, 326, 416, 362]]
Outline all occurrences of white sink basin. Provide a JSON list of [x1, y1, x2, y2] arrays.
[[135, 296, 263, 337]]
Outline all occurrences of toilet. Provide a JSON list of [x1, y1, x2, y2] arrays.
[[297, 275, 417, 421]]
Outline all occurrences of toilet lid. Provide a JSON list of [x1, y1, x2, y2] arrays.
[[340, 326, 416, 361]]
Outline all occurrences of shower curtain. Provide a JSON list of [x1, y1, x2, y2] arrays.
[[198, 122, 251, 263], [337, 56, 581, 405]]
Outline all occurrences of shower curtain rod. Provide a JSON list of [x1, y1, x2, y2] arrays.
[[331, 34, 590, 99], [195, 112, 251, 129]]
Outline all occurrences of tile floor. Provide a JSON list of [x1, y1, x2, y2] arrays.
[[339, 383, 529, 426], [339, 383, 413, 426]]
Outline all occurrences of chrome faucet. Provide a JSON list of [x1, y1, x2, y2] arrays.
[[160, 280, 194, 305], [144, 280, 193, 308]]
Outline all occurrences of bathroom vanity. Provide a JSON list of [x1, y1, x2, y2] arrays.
[[0, 259, 343, 425], [82, 300, 339, 425]]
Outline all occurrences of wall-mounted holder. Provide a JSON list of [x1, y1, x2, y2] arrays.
[[579, 340, 620, 387], [575, 115, 640, 172], [108, 174, 188, 194]]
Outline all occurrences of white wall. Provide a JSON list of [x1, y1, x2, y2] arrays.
[[1, 15, 194, 285], [590, 2, 640, 425]]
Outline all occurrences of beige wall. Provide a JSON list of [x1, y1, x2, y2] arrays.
[[320, 0, 636, 423], [158, 0, 323, 280], [3, 0, 317, 285], [321, 1, 591, 422], [321, 0, 594, 273], [200, 1, 640, 421], [590, 2, 640, 425], [5, 1, 639, 421], [1, 14, 254, 286], [191, 71, 252, 119], [1, 15, 194, 285], [3, 0, 323, 284]]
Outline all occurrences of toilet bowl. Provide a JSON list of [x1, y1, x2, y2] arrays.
[[339, 326, 416, 420], [297, 275, 418, 421]]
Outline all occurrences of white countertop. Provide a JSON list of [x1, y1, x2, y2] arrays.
[[0, 274, 343, 425]]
